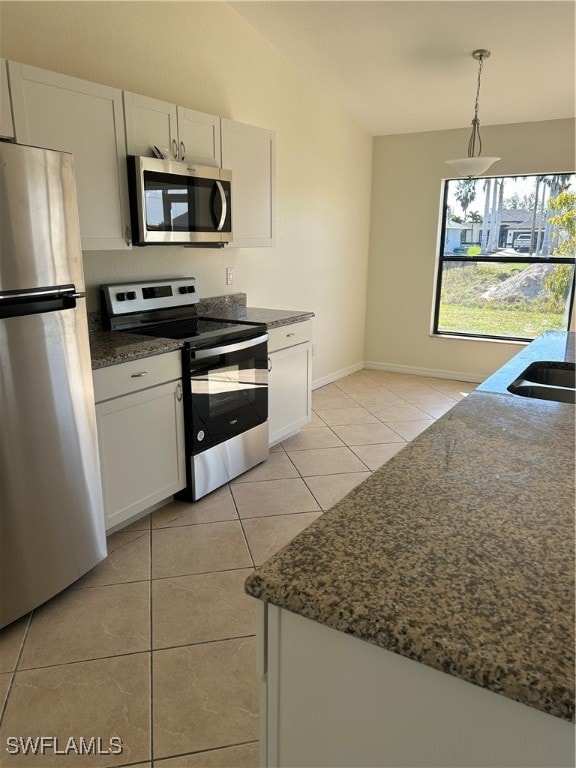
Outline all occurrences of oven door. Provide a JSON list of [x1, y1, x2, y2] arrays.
[[186, 335, 268, 453]]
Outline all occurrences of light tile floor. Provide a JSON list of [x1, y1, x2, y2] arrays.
[[0, 370, 475, 767]]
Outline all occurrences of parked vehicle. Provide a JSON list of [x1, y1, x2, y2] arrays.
[[514, 234, 534, 253]]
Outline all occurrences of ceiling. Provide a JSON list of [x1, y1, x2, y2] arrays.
[[230, 1, 576, 136]]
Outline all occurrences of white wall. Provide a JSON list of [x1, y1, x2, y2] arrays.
[[0, 1, 373, 384], [366, 119, 575, 381]]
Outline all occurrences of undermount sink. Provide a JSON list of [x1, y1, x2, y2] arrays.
[[507, 361, 576, 404], [518, 361, 576, 388]]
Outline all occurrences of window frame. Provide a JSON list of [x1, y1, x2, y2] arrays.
[[432, 173, 576, 343]]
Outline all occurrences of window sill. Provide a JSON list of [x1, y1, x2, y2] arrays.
[[430, 332, 529, 346]]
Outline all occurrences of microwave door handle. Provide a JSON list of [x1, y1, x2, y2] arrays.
[[215, 181, 227, 232]]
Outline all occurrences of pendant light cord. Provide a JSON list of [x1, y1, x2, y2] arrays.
[[468, 53, 485, 158]]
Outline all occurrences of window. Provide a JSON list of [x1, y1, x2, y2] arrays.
[[433, 173, 576, 341]]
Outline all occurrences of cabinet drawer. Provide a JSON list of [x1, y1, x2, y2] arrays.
[[268, 320, 313, 353], [93, 351, 182, 402]]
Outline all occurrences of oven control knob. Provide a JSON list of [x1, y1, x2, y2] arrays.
[[116, 292, 126, 301], [179, 287, 187, 294], [126, 291, 136, 300], [186, 286, 196, 293], [197, 430, 205, 442]]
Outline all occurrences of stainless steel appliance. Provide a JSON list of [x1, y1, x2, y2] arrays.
[[127, 156, 232, 246], [0, 141, 107, 629], [100, 278, 268, 500]]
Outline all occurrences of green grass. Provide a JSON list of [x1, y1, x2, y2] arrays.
[[437, 262, 570, 338], [438, 304, 565, 338]]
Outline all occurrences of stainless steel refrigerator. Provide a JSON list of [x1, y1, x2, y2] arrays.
[[0, 141, 107, 629]]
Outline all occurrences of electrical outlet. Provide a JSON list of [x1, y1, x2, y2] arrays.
[[226, 266, 234, 285]]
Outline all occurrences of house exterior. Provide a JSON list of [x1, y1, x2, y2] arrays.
[[444, 221, 468, 253]]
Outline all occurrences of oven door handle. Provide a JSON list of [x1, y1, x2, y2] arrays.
[[192, 333, 268, 360]]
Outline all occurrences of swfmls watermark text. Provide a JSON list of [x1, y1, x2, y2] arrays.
[[5, 736, 123, 757]]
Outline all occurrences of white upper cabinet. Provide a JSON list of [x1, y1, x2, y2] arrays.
[[124, 91, 221, 167], [6, 60, 275, 250], [8, 62, 131, 250], [0, 59, 14, 138], [221, 118, 276, 247], [177, 106, 221, 167]]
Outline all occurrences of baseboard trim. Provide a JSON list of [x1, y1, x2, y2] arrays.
[[312, 362, 365, 390], [363, 360, 483, 384], [314, 361, 484, 390]]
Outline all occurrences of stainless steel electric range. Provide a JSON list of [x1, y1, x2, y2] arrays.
[[100, 277, 269, 500]]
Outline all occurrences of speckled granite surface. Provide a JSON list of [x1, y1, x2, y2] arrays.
[[89, 296, 314, 368], [197, 293, 247, 314], [246, 337, 575, 722], [478, 330, 575, 396], [89, 331, 183, 369], [200, 306, 315, 328]]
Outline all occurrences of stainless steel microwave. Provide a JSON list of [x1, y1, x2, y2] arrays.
[[127, 156, 232, 246]]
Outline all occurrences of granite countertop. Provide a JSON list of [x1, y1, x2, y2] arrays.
[[89, 331, 183, 370], [88, 302, 314, 369], [478, 330, 574, 395], [245, 331, 575, 722], [200, 306, 314, 329]]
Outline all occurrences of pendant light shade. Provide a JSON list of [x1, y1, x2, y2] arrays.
[[446, 50, 500, 178], [445, 156, 501, 177]]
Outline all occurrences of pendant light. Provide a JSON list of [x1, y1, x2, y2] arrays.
[[446, 49, 500, 177]]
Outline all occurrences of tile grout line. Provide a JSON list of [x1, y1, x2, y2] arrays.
[[229, 481, 257, 571], [0, 610, 33, 726], [287, 418, 374, 511], [153, 739, 259, 765], [0, 370, 466, 762]]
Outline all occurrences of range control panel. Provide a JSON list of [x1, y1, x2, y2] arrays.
[[101, 278, 199, 317]]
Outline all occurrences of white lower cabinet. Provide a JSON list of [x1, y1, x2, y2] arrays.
[[268, 321, 312, 445], [93, 352, 186, 531], [260, 604, 574, 768]]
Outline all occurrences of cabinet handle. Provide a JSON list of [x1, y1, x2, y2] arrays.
[[130, 371, 147, 378], [286, 332, 295, 338], [267, 356, 272, 373], [176, 382, 183, 401], [180, 141, 185, 161], [172, 138, 178, 159]]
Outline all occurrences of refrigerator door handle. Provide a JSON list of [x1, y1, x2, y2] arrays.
[[0, 285, 84, 319]]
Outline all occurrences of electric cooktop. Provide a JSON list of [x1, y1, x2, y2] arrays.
[[100, 277, 267, 350]]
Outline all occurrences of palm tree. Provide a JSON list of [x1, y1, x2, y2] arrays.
[[486, 178, 503, 254], [455, 179, 477, 218], [481, 178, 492, 254], [529, 176, 541, 255], [493, 179, 505, 250]]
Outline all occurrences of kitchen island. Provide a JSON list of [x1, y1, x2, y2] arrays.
[[245, 332, 575, 767]]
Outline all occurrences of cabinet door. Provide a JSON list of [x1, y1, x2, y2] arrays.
[[96, 380, 186, 531], [177, 107, 221, 167], [0, 59, 14, 138], [9, 62, 131, 250], [268, 342, 312, 445], [124, 91, 178, 158], [221, 118, 275, 247]]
